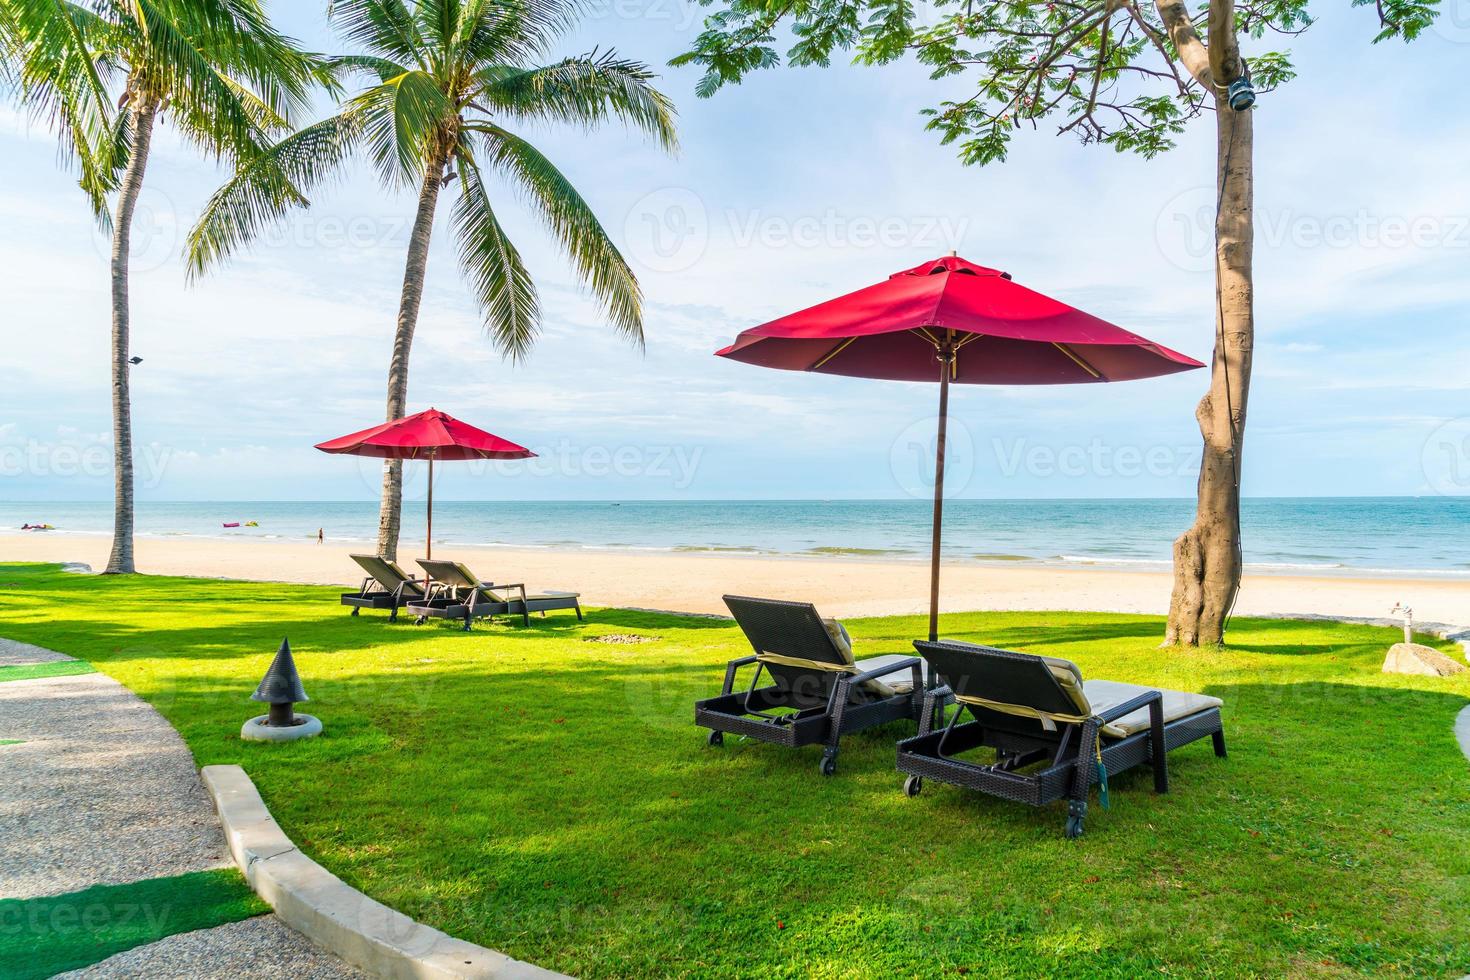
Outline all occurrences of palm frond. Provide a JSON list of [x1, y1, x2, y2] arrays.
[[147, 0, 319, 121], [469, 121, 644, 347], [450, 124, 543, 358], [4, 0, 121, 222], [350, 68, 454, 186], [327, 0, 427, 69], [457, 0, 587, 65], [477, 49, 677, 151], [326, 51, 412, 82], [129, 0, 279, 157], [185, 111, 362, 277]]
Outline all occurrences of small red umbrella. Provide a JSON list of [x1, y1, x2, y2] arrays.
[[717, 255, 1204, 641], [315, 407, 535, 561]]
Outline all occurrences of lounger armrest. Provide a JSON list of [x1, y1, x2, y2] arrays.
[[1095, 690, 1162, 724], [493, 583, 529, 602], [846, 655, 922, 685], [722, 655, 760, 695]]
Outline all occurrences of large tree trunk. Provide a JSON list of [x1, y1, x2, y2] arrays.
[[1165, 99, 1254, 646], [103, 101, 158, 575], [376, 149, 448, 561]]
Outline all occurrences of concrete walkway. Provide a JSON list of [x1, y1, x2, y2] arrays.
[[0, 638, 364, 978]]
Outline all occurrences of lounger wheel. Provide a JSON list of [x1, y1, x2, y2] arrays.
[[706, 730, 724, 747], [819, 750, 838, 777], [903, 775, 923, 797], [1065, 800, 1087, 839], [350, 607, 360, 617]]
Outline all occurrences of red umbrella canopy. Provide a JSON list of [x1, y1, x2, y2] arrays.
[[314, 408, 535, 461], [716, 255, 1203, 383]]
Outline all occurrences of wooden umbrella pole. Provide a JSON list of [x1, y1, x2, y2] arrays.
[[426, 453, 434, 562], [928, 341, 954, 644]]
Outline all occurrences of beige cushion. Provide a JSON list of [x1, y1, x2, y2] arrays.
[[821, 618, 855, 665], [1039, 655, 1091, 715], [821, 619, 906, 697], [1083, 679, 1223, 738], [853, 655, 919, 695]]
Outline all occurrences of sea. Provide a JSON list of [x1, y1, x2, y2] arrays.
[[3, 498, 1468, 580]]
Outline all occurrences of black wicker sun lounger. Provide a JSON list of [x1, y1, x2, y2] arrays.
[[695, 595, 927, 776], [340, 554, 427, 621], [405, 558, 583, 630], [897, 639, 1226, 838]]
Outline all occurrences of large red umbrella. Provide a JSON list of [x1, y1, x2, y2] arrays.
[[315, 407, 534, 561], [716, 255, 1204, 641]]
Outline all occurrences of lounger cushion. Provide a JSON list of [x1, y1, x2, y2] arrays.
[[821, 619, 854, 662], [854, 655, 918, 695], [822, 618, 901, 698], [1040, 655, 1091, 716], [1083, 680, 1223, 738]]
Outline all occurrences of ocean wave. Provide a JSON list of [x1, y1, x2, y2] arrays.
[[1054, 555, 1169, 567], [673, 545, 763, 554]]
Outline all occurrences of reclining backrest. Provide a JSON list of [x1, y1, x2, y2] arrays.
[[913, 640, 1092, 720], [416, 559, 480, 591], [351, 554, 422, 593], [723, 595, 853, 707]]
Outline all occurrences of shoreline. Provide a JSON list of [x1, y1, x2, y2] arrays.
[[9, 528, 1469, 582], [4, 531, 1468, 626]]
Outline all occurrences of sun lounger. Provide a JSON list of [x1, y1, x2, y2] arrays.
[[406, 558, 582, 629], [695, 595, 926, 776], [340, 554, 427, 621], [897, 639, 1226, 838]]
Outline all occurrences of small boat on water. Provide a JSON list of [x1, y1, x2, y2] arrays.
[[223, 522, 241, 528]]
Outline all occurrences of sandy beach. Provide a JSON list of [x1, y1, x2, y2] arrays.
[[3, 531, 1466, 629]]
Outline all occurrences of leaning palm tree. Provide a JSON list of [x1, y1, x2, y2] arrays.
[[187, 0, 678, 562], [1, 0, 320, 573]]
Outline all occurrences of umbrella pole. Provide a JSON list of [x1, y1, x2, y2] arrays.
[[426, 454, 434, 563], [928, 344, 954, 644]]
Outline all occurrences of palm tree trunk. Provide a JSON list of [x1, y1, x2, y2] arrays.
[[376, 148, 448, 561], [1165, 101, 1254, 646], [103, 101, 158, 575]]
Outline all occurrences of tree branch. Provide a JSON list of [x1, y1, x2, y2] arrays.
[[1152, 0, 1215, 90]]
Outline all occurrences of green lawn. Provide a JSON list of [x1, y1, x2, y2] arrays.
[[2, 562, 1468, 978], [0, 870, 267, 979]]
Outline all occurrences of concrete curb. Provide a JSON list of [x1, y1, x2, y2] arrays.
[[202, 765, 568, 980], [1456, 706, 1470, 766]]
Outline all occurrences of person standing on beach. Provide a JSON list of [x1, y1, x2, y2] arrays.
[[317, 528, 323, 545]]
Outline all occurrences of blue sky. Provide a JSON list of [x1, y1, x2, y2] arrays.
[[2, 2, 1467, 503]]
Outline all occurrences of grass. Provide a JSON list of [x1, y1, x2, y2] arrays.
[[0, 659, 96, 682], [0, 869, 267, 979], [1, 562, 1468, 977]]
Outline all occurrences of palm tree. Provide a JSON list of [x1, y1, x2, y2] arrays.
[[2, 0, 320, 573], [187, 0, 678, 562]]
